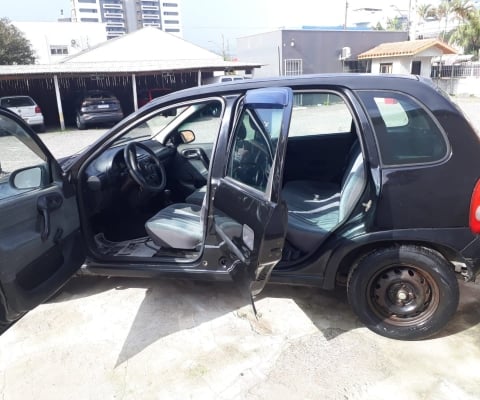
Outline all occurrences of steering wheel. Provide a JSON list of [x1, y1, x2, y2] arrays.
[[232, 140, 271, 188], [124, 142, 166, 192]]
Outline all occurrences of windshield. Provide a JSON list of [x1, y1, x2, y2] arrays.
[[112, 100, 222, 146], [113, 106, 189, 146]]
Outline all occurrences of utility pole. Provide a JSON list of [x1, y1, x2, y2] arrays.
[[408, 0, 417, 40], [344, 1, 349, 29]]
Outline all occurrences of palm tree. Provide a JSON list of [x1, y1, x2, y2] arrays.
[[451, 9, 480, 58], [435, 0, 456, 40], [386, 16, 404, 30], [451, 0, 475, 21], [417, 3, 434, 20]]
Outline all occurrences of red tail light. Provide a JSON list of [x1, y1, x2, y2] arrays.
[[470, 180, 480, 234], [34, 106, 42, 114]]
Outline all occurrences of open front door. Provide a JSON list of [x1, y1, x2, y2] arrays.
[[212, 87, 293, 297], [0, 109, 84, 333]]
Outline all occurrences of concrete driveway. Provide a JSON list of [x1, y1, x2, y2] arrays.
[[1, 277, 480, 400], [1, 97, 480, 400]]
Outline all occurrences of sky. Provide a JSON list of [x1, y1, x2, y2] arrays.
[[0, 0, 413, 52]]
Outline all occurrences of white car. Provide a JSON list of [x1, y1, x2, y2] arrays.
[[0, 95, 45, 132]]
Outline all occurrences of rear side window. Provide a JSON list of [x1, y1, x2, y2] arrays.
[[289, 92, 352, 136], [0, 97, 35, 107], [358, 91, 449, 166]]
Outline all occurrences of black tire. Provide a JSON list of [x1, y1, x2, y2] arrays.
[[76, 114, 86, 130], [347, 245, 459, 340]]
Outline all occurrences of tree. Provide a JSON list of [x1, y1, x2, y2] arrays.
[[417, 3, 435, 20], [451, 9, 480, 58], [436, 0, 455, 39], [0, 18, 35, 65], [386, 16, 404, 30], [450, 0, 475, 21]]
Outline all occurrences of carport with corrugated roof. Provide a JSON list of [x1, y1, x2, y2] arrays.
[[0, 28, 261, 130]]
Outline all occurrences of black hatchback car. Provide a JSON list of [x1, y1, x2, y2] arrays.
[[1, 74, 479, 340]]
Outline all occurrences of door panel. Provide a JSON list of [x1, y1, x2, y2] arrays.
[[211, 87, 293, 296], [0, 109, 84, 330], [173, 142, 213, 198], [214, 180, 288, 295]]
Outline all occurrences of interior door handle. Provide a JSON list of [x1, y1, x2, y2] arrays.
[[37, 193, 63, 241], [182, 149, 200, 159], [182, 148, 209, 168]]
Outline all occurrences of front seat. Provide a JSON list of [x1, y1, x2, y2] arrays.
[[185, 122, 249, 206], [145, 203, 203, 249]]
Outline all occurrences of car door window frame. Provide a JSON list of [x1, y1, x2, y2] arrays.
[[357, 90, 451, 168], [0, 112, 53, 201], [224, 98, 281, 201]]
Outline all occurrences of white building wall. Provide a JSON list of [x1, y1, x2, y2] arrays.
[[71, 0, 101, 23], [237, 31, 283, 78], [13, 21, 107, 64], [71, 0, 182, 38], [371, 58, 408, 74], [436, 77, 480, 96], [371, 49, 443, 78], [159, 1, 182, 37]]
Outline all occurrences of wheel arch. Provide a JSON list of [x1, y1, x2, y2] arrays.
[[326, 239, 461, 290]]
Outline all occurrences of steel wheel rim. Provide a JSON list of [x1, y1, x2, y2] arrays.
[[367, 264, 440, 326]]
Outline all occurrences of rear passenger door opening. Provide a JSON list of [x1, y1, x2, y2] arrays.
[[279, 91, 369, 263]]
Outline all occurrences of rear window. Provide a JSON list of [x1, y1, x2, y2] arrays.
[[0, 97, 35, 108], [84, 92, 116, 101], [358, 91, 449, 166]]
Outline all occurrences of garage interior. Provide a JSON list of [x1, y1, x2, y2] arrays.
[[0, 67, 257, 130]]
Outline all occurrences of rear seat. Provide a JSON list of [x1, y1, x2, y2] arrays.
[[282, 143, 364, 253], [185, 142, 365, 255]]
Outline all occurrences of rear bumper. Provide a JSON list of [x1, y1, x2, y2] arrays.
[[79, 111, 123, 125], [460, 236, 480, 281], [23, 115, 44, 127], [464, 258, 480, 281]]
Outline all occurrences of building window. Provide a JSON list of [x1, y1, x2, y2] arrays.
[[162, 2, 178, 6], [50, 45, 69, 55], [411, 61, 421, 75], [379, 63, 393, 74], [166, 28, 180, 32], [164, 20, 178, 24], [81, 17, 100, 22], [79, 0, 97, 3], [79, 8, 98, 12], [284, 59, 303, 76], [163, 11, 178, 15]]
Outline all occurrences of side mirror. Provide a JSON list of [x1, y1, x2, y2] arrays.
[[179, 130, 195, 144], [10, 166, 43, 190]]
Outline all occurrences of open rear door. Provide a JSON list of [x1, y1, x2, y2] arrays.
[[212, 87, 293, 297], [0, 109, 85, 333]]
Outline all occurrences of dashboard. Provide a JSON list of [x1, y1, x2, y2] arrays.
[[82, 140, 175, 214]]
